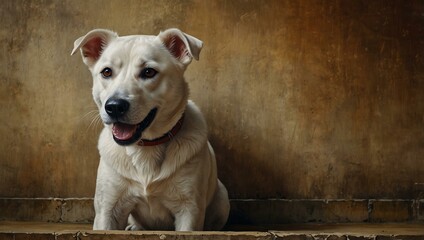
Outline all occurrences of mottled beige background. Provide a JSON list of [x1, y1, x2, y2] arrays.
[[0, 0, 423, 200]]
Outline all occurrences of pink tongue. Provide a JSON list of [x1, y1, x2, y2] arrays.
[[112, 123, 137, 140]]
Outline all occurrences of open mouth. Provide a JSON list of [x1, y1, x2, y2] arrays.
[[111, 108, 158, 146]]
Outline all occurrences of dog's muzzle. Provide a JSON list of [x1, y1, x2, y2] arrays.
[[104, 98, 157, 146]]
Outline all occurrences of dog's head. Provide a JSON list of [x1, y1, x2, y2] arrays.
[[71, 28, 203, 146]]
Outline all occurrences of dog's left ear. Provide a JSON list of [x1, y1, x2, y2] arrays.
[[158, 28, 203, 65]]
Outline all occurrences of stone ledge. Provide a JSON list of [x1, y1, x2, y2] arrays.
[[0, 198, 423, 224], [0, 198, 63, 222], [1, 222, 424, 240], [229, 199, 420, 224], [0, 198, 94, 223]]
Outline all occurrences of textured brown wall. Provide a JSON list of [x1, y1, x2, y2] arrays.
[[0, 0, 423, 199]]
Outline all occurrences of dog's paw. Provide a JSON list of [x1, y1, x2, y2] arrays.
[[125, 224, 142, 231]]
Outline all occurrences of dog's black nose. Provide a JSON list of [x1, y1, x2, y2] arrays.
[[105, 98, 130, 118]]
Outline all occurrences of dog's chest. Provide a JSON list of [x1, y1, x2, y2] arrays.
[[125, 145, 166, 194]]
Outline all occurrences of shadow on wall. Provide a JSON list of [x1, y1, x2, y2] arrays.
[[211, 134, 293, 200]]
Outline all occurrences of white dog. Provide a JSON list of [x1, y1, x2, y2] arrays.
[[71, 28, 230, 231]]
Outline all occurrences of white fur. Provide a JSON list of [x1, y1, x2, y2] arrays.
[[71, 28, 230, 231]]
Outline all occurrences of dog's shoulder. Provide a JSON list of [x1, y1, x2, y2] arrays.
[[185, 100, 208, 133], [155, 100, 211, 181], [177, 100, 209, 149]]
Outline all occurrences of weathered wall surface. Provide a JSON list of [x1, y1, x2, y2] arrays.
[[0, 0, 423, 200]]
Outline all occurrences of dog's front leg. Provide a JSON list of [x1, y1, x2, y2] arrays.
[[93, 210, 118, 230], [93, 161, 133, 230], [174, 205, 205, 231], [93, 187, 134, 230]]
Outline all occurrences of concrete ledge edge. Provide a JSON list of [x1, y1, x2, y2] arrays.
[[0, 198, 423, 224]]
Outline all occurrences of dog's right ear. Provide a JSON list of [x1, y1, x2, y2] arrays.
[[71, 29, 118, 68]]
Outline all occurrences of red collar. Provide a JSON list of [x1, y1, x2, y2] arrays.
[[137, 114, 184, 147]]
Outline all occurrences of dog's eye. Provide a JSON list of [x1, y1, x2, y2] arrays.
[[140, 68, 157, 79], [101, 68, 113, 79]]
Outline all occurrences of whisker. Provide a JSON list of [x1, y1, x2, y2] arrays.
[[80, 110, 100, 121], [77, 109, 103, 132], [87, 112, 103, 132]]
